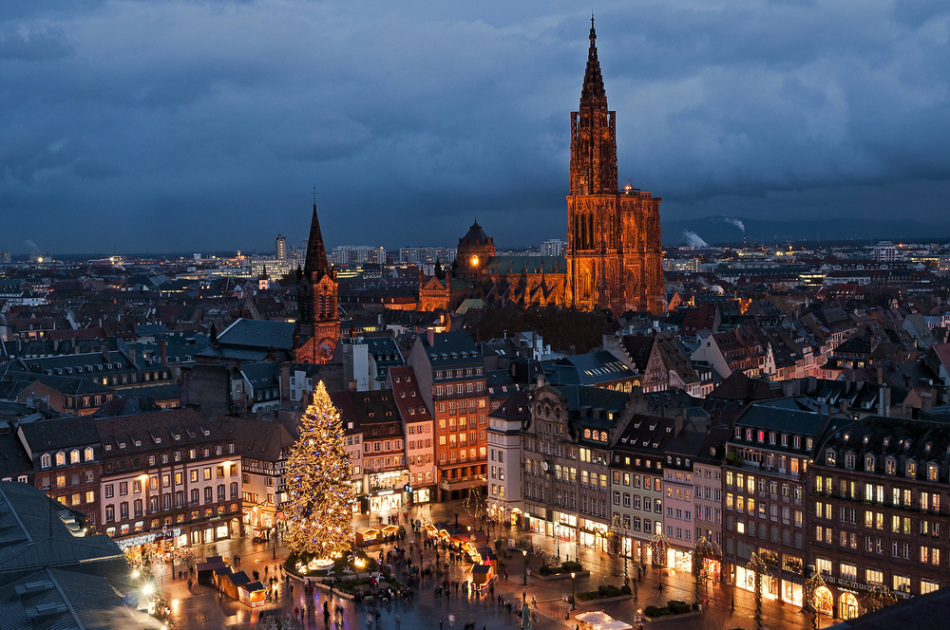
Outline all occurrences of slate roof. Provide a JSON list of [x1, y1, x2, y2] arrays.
[[219, 417, 295, 462], [544, 350, 635, 386], [421, 331, 482, 367], [0, 482, 128, 583], [484, 256, 566, 275], [216, 318, 296, 350], [0, 567, 156, 630], [18, 415, 99, 453], [734, 401, 831, 446]]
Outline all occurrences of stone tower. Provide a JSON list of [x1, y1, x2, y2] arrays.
[[455, 219, 495, 282], [295, 200, 340, 364], [566, 19, 664, 315]]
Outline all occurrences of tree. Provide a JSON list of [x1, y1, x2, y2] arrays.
[[746, 553, 769, 630], [865, 584, 897, 614], [692, 536, 720, 606], [463, 486, 485, 529], [804, 569, 827, 630], [283, 381, 355, 559]]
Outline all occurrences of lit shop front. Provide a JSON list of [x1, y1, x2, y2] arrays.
[[365, 471, 411, 515]]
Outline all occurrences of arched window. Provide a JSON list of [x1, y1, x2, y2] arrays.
[[55, 452, 65, 466], [40, 453, 51, 469], [84, 447, 94, 462]]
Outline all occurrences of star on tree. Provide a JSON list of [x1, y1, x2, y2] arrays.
[[283, 381, 355, 559]]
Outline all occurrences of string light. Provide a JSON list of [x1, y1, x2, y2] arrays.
[[283, 381, 355, 559]]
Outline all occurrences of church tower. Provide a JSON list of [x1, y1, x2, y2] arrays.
[[294, 199, 340, 364], [566, 19, 664, 315]]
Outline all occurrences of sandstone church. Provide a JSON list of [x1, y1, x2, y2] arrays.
[[292, 21, 666, 364], [450, 19, 665, 315]]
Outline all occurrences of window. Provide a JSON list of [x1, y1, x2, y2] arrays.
[[893, 575, 911, 594], [816, 558, 832, 576], [866, 569, 883, 586], [40, 453, 51, 469], [840, 564, 857, 580], [922, 579, 940, 595]]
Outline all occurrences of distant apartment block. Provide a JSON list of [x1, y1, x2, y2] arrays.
[[331, 246, 385, 266], [275, 234, 287, 260], [541, 239, 567, 257], [399, 247, 456, 266], [872, 241, 898, 263], [663, 258, 702, 273]]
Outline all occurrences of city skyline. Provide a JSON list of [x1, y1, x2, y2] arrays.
[[3, 1, 949, 255]]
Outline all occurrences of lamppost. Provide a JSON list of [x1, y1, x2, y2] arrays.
[[571, 571, 577, 611], [522, 549, 528, 586]]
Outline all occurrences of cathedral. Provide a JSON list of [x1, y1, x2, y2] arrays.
[[452, 19, 665, 315]]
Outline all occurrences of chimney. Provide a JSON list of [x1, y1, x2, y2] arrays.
[[159, 339, 167, 365], [878, 384, 890, 418]]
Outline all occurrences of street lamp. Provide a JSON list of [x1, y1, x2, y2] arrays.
[[571, 571, 576, 610], [522, 549, 528, 586]]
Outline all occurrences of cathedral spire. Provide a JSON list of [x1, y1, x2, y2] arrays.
[[580, 15, 607, 108], [303, 195, 331, 279]]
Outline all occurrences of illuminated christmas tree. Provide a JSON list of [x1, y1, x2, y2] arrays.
[[283, 381, 354, 559]]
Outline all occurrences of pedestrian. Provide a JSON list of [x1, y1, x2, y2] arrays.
[[366, 613, 373, 628], [186, 578, 192, 591], [395, 614, 401, 630], [531, 595, 536, 607], [504, 568, 508, 580], [439, 620, 443, 630], [526, 568, 531, 578]]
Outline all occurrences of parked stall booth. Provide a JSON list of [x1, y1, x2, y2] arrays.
[[355, 528, 381, 547], [470, 563, 494, 590], [239, 581, 266, 607], [382, 524, 400, 540], [218, 569, 248, 600], [196, 556, 227, 587], [575, 612, 633, 630]]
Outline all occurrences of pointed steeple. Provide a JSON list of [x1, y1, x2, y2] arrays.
[[303, 198, 331, 279], [580, 16, 607, 108], [570, 17, 618, 196]]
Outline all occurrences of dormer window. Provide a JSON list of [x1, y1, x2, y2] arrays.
[[84, 447, 94, 462], [864, 455, 875, 472], [885, 457, 896, 476], [825, 449, 836, 466], [40, 453, 51, 469], [906, 460, 917, 479], [745, 428, 753, 441], [769, 432, 776, 445], [735, 427, 741, 439], [55, 452, 65, 466], [781, 434, 788, 447], [69, 450, 80, 464], [793, 436, 801, 449], [584, 429, 591, 439], [845, 452, 855, 470], [928, 463, 939, 482]]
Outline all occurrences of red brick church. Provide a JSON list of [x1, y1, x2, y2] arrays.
[[294, 200, 340, 364]]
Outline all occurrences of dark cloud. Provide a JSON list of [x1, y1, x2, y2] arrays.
[[1, 0, 948, 255]]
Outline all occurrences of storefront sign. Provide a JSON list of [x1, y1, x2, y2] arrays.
[[116, 527, 182, 550]]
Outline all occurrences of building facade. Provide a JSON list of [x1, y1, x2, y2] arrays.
[[810, 416, 950, 620]]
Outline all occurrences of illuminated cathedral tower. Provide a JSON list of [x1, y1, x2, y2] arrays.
[[294, 199, 340, 364], [566, 19, 664, 315]]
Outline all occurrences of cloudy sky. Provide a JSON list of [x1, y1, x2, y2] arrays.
[[2, 0, 949, 255]]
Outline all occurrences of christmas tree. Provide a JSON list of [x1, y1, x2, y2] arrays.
[[283, 381, 354, 559]]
